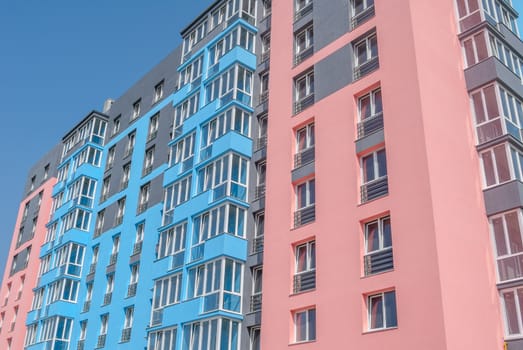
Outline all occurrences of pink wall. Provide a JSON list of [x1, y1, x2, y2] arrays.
[[0, 178, 56, 349], [261, 0, 503, 349]]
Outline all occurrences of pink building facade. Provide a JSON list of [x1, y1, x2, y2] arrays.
[[0, 149, 59, 350], [260, 0, 519, 349]]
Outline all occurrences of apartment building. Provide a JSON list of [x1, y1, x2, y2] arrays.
[[0, 0, 522, 349]]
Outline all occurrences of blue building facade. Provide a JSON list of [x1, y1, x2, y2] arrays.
[[22, 0, 269, 349]]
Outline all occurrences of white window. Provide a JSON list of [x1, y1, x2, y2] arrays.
[[367, 290, 398, 330], [296, 123, 315, 158], [124, 306, 134, 329], [296, 241, 316, 275], [173, 93, 199, 134], [135, 222, 145, 244], [491, 210, 523, 282], [113, 116, 121, 136], [462, 30, 489, 67], [179, 56, 203, 88], [359, 87, 383, 122], [105, 274, 114, 295], [192, 203, 246, 245], [171, 133, 195, 167], [163, 176, 192, 224], [79, 320, 87, 341], [154, 82, 164, 103], [200, 107, 251, 152], [132, 99, 141, 120], [148, 327, 177, 350], [152, 273, 182, 314], [25, 323, 38, 346], [66, 176, 97, 207], [294, 70, 314, 112], [73, 146, 102, 169], [101, 176, 110, 202], [148, 113, 160, 140], [364, 216, 393, 275], [209, 27, 256, 66], [295, 24, 314, 63], [262, 0, 271, 16], [144, 146, 155, 175], [116, 197, 126, 225], [138, 183, 151, 213], [296, 179, 315, 210], [31, 288, 44, 310], [261, 32, 271, 62], [351, 0, 374, 17], [122, 162, 131, 189], [250, 327, 261, 350], [100, 314, 109, 335], [362, 149, 387, 184], [354, 32, 378, 67], [197, 153, 249, 201], [182, 20, 207, 57], [183, 318, 240, 350], [95, 209, 105, 236], [106, 146, 116, 169], [125, 132, 136, 157], [480, 143, 519, 188], [158, 222, 187, 260], [57, 163, 69, 183], [205, 65, 253, 105], [296, 0, 313, 15], [294, 308, 316, 342]]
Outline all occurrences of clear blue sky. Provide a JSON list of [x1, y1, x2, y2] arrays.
[[0, 2, 522, 285], [0, 0, 216, 283]]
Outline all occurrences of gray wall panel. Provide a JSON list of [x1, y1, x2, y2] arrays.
[[314, 44, 353, 102]]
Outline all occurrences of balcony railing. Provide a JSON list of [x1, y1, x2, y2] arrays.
[[260, 49, 270, 63], [255, 136, 267, 150], [353, 56, 379, 80], [94, 226, 102, 238], [252, 236, 264, 254], [103, 292, 112, 305], [127, 283, 137, 297], [109, 253, 118, 265], [82, 300, 91, 313], [89, 263, 97, 274], [293, 270, 316, 293], [143, 165, 153, 176], [294, 2, 313, 21], [294, 94, 315, 114], [250, 293, 262, 312], [97, 334, 106, 348], [364, 248, 393, 275], [147, 130, 158, 142], [360, 176, 388, 203], [115, 215, 124, 226], [294, 147, 315, 168], [121, 328, 132, 342], [77, 340, 85, 350], [350, 5, 375, 29], [137, 202, 148, 214], [255, 184, 266, 199], [294, 205, 316, 227], [357, 112, 384, 139], [132, 241, 142, 256], [294, 46, 313, 65]]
